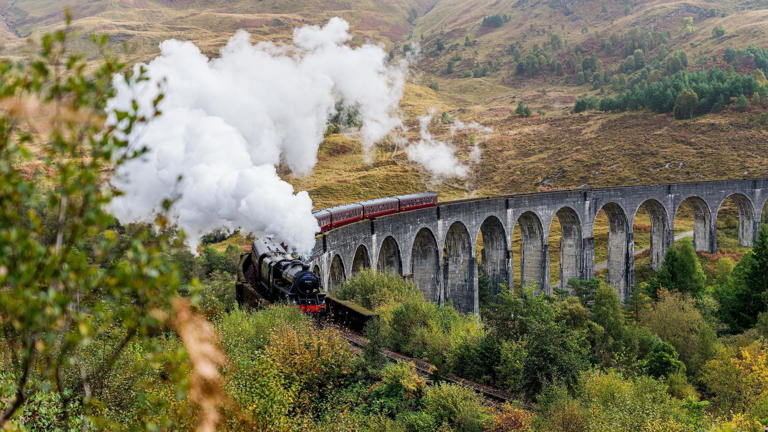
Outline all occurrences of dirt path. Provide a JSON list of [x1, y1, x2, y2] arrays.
[[593, 230, 694, 273]]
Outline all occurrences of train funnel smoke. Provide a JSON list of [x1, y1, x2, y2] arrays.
[[107, 18, 405, 253]]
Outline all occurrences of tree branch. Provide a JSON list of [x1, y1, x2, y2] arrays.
[[0, 340, 35, 427]]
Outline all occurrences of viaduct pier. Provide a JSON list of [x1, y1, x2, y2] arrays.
[[309, 179, 768, 314]]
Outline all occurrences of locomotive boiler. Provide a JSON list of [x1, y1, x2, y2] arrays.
[[236, 236, 326, 313]]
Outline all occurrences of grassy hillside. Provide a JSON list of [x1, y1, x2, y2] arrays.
[[3, 0, 768, 212]]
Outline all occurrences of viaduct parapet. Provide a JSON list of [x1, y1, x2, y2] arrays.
[[309, 179, 768, 314]]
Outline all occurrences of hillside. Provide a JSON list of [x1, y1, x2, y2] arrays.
[[2, 0, 768, 209]]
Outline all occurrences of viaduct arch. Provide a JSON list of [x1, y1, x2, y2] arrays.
[[311, 179, 768, 314]]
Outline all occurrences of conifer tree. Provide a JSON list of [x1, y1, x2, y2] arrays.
[[648, 238, 705, 298]]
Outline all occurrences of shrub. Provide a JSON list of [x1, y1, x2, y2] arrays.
[[482, 14, 505, 28], [572, 96, 599, 113], [369, 362, 426, 415], [424, 383, 491, 432], [521, 320, 589, 399], [201, 244, 240, 276], [712, 26, 726, 39], [216, 305, 307, 357], [674, 89, 699, 119], [701, 341, 768, 417], [197, 270, 238, 319], [639, 290, 709, 371], [640, 336, 686, 378], [515, 101, 532, 117], [495, 341, 527, 394], [736, 94, 750, 112], [647, 239, 706, 298], [336, 269, 423, 311], [580, 370, 699, 431], [491, 403, 536, 432], [448, 333, 502, 385]]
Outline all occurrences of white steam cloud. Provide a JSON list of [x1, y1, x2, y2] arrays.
[[405, 111, 492, 180], [107, 18, 404, 253]]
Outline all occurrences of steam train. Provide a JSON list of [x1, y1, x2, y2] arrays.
[[236, 192, 438, 321], [312, 192, 437, 233], [236, 236, 327, 313]]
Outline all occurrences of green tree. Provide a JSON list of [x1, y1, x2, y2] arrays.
[[633, 49, 645, 70], [712, 25, 726, 38], [736, 94, 750, 112], [521, 320, 589, 399], [0, 21, 206, 428], [640, 337, 685, 378], [747, 224, 768, 299], [515, 101, 532, 117], [715, 225, 768, 332], [591, 283, 625, 342], [714, 257, 735, 286], [683, 16, 695, 35], [673, 89, 699, 119], [649, 239, 706, 297], [550, 34, 562, 51], [666, 55, 683, 74], [639, 290, 710, 371]]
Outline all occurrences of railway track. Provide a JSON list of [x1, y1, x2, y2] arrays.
[[237, 257, 522, 407], [331, 324, 518, 405]]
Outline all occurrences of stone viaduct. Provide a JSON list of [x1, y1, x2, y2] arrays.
[[309, 179, 768, 314]]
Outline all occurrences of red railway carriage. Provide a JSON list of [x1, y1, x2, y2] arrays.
[[397, 192, 438, 212], [361, 197, 400, 219], [329, 203, 364, 228], [313, 210, 331, 233]]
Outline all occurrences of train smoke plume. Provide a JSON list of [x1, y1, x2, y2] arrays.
[[107, 18, 404, 253], [405, 111, 492, 180]]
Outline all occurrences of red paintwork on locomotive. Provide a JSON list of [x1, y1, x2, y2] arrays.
[[299, 304, 326, 313], [315, 192, 437, 234]]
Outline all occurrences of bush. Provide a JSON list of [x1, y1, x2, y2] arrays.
[[197, 270, 239, 319], [736, 94, 750, 112], [639, 291, 710, 371], [648, 238, 706, 298], [521, 320, 589, 399], [482, 14, 505, 28], [515, 101, 532, 117], [491, 404, 535, 431], [216, 305, 307, 357], [448, 333, 502, 385], [640, 336, 686, 378], [369, 362, 426, 415], [424, 383, 491, 432], [712, 26, 726, 39], [336, 269, 423, 311], [572, 96, 599, 113], [701, 341, 768, 417], [201, 244, 240, 276], [580, 370, 699, 431], [674, 89, 699, 119]]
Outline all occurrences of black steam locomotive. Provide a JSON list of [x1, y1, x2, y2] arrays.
[[236, 236, 326, 313]]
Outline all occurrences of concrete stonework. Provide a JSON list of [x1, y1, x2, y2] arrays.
[[311, 179, 768, 314]]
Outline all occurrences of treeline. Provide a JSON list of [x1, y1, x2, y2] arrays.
[[331, 229, 768, 429], [573, 67, 767, 117]]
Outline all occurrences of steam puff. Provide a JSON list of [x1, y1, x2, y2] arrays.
[[405, 112, 492, 180], [406, 140, 469, 178], [107, 18, 404, 253]]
